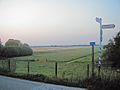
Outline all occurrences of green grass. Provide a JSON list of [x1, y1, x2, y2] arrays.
[[13, 47, 98, 62], [13, 46, 99, 79]]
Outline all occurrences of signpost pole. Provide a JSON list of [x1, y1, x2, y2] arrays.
[[90, 42, 95, 77], [96, 17, 102, 67], [99, 18, 102, 66], [92, 45, 95, 76]]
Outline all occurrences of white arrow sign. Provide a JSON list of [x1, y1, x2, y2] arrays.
[[96, 17, 102, 23], [102, 24, 115, 29]]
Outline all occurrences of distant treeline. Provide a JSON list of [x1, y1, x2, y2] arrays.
[[0, 39, 33, 58], [31, 44, 99, 48]]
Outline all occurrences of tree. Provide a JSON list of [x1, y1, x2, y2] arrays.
[[104, 31, 120, 68], [1, 46, 19, 57], [23, 43, 33, 55], [1, 39, 33, 58], [0, 39, 3, 57], [5, 39, 22, 47]]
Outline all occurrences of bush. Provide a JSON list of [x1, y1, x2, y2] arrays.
[[1, 47, 19, 57], [0, 43, 3, 58], [87, 76, 120, 90], [104, 31, 120, 68], [1, 39, 33, 58], [1, 46, 33, 58]]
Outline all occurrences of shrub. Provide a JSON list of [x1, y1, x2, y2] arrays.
[[1, 39, 33, 58], [104, 31, 120, 68]]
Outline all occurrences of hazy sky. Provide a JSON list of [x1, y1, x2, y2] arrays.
[[0, 0, 120, 46]]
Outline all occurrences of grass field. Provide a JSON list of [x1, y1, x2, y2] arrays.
[[13, 46, 98, 62], [11, 46, 99, 80]]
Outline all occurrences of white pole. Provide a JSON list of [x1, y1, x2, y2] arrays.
[[98, 18, 102, 66], [96, 17, 115, 66]]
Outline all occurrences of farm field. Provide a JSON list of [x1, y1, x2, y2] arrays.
[[13, 46, 98, 62], [13, 46, 99, 79]]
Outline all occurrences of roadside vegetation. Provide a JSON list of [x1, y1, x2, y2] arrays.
[[103, 31, 120, 68]]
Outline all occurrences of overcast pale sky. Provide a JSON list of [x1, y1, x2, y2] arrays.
[[0, 0, 120, 46]]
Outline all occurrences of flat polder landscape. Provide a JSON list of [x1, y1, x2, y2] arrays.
[[0, 0, 120, 89], [11, 46, 99, 79]]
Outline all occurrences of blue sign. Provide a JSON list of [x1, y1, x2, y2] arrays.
[[90, 42, 96, 46]]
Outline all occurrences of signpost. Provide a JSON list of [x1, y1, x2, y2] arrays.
[[96, 17, 115, 69], [96, 17, 102, 66], [90, 42, 95, 76], [102, 24, 115, 29], [90, 42, 95, 46]]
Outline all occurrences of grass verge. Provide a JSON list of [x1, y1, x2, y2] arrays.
[[0, 71, 120, 90]]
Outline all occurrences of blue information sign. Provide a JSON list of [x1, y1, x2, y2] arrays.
[[90, 42, 96, 46]]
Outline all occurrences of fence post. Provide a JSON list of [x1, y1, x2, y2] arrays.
[[28, 61, 30, 74], [55, 62, 57, 77], [87, 64, 89, 78], [98, 65, 101, 77], [8, 59, 11, 72], [92, 45, 95, 77]]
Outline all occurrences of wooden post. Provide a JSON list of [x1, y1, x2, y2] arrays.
[[92, 45, 95, 77], [55, 62, 57, 77], [8, 59, 11, 72], [90, 42, 95, 77], [98, 65, 101, 77], [28, 61, 30, 74], [87, 64, 89, 78]]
